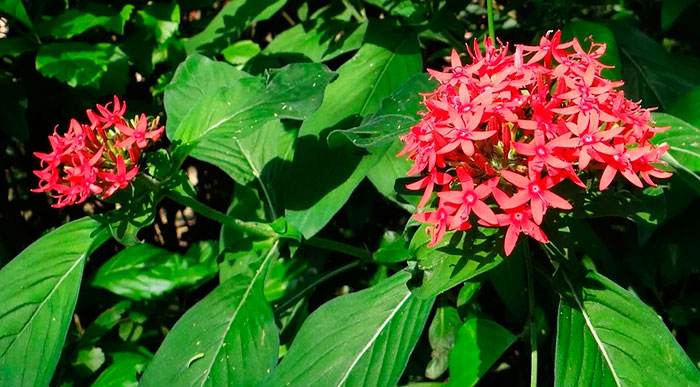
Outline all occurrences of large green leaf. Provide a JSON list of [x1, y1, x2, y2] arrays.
[[184, 0, 286, 55], [409, 226, 503, 299], [284, 21, 422, 238], [651, 113, 700, 171], [170, 62, 334, 167], [35, 42, 129, 89], [0, 217, 109, 386], [555, 301, 616, 386], [446, 318, 516, 386], [667, 85, 700, 127], [164, 54, 252, 138], [35, 4, 134, 39], [555, 270, 700, 386], [608, 22, 700, 109], [0, 0, 32, 28], [273, 272, 434, 387], [91, 241, 218, 301], [263, 18, 367, 62], [140, 241, 280, 387]]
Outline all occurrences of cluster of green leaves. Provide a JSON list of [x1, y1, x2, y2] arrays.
[[3, 0, 700, 386]]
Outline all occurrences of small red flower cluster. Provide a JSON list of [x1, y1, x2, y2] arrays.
[[399, 32, 671, 255], [33, 96, 164, 208]]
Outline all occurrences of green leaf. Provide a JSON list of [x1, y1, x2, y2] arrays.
[[92, 241, 218, 301], [92, 347, 153, 387], [555, 301, 616, 386], [263, 18, 367, 62], [608, 22, 700, 109], [0, 0, 32, 28], [284, 21, 422, 238], [140, 243, 280, 387], [555, 270, 700, 386], [184, 0, 286, 55], [488, 246, 527, 320], [426, 305, 462, 380], [561, 20, 622, 81], [35, 42, 129, 89], [0, 217, 109, 387], [77, 301, 132, 349], [373, 230, 411, 263], [35, 4, 134, 39], [409, 226, 503, 298], [651, 113, 700, 171], [170, 62, 335, 167], [661, 0, 698, 31], [273, 272, 434, 387], [446, 318, 516, 386], [165, 54, 252, 137]]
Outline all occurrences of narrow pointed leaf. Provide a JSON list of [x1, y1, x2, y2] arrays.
[[273, 272, 434, 387], [0, 217, 109, 387]]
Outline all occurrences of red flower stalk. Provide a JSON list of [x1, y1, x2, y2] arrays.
[[399, 31, 671, 255], [33, 96, 164, 208]]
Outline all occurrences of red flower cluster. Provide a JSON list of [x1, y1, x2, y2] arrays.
[[399, 32, 671, 255], [33, 96, 164, 208]]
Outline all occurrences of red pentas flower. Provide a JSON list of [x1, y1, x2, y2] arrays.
[[33, 96, 164, 208], [401, 31, 672, 255]]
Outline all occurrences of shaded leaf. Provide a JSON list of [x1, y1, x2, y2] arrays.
[[35, 4, 134, 39], [92, 241, 217, 301], [426, 305, 461, 380], [35, 42, 129, 89]]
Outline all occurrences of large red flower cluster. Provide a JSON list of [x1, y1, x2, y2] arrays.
[[399, 32, 671, 255], [33, 96, 164, 208]]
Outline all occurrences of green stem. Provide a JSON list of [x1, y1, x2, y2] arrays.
[[486, 0, 496, 42], [305, 236, 373, 260], [524, 242, 538, 387], [164, 190, 278, 239]]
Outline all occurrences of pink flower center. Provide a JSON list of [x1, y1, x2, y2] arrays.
[[464, 192, 476, 204], [536, 146, 548, 157]]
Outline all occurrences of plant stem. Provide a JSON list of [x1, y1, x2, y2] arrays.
[[524, 242, 538, 387], [164, 190, 278, 239], [486, 0, 496, 42], [305, 237, 373, 261]]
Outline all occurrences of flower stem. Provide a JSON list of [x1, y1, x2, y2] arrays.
[[486, 0, 496, 42], [524, 241, 538, 387], [164, 189, 278, 239]]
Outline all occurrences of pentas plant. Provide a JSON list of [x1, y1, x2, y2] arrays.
[[399, 31, 672, 255], [32, 96, 164, 208]]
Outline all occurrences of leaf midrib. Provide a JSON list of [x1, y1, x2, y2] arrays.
[[561, 272, 622, 387]]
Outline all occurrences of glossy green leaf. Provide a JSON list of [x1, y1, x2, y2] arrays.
[[426, 305, 461, 380], [222, 40, 261, 65], [170, 62, 334, 166], [284, 21, 422, 238], [35, 42, 129, 89], [555, 270, 700, 386], [608, 22, 700, 109], [92, 347, 153, 387], [92, 241, 218, 301], [185, 0, 286, 55], [264, 18, 367, 62], [273, 272, 434, 387], [0, 217, 109, 387], [164, 54, 252, 136], [555, 301, 616, 386], [651, 113, 700, 171], [140, 243, 280, 387], [409, 226, 503, 298], [35, 4, 134, 39], [446, 318, 516, 386], [561, 20, 621, 80]]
